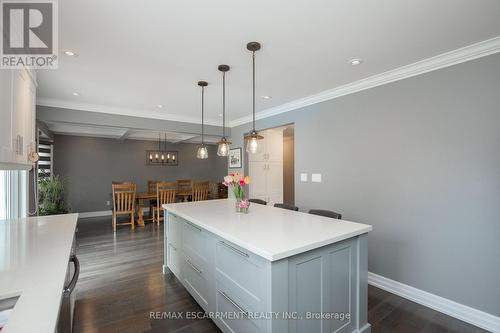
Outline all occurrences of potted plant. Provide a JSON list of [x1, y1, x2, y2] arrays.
[[223, 173, 251, 213], [38, 175, 68, 216]]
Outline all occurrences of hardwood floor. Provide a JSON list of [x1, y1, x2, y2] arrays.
[[74, 217, 488, 333]]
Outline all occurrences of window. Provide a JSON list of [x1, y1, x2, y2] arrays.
[[0, 170, 27, 220], [38, 140, 53, 179]]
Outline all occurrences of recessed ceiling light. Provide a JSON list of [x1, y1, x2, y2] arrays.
[[262, 95, 272, 99], [72, 92, 79, 96], [349, 58, 363, 66], [64, 50, 77, 56], [157, 104, 164, 108]]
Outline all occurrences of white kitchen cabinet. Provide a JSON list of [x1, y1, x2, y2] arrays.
[[247, 128, 283, 163], [248, 161, 267, 198], [248, 128, 284, 205], [0, 68, 37, 170], [0, 70, 14, 165]]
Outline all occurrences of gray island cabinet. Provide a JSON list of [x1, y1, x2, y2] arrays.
[[163, 199, 372, 333]]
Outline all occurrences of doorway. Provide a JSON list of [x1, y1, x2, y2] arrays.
[[246, 124, 295, 206]]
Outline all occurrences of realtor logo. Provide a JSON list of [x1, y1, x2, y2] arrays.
[[1, 0, 58, 68]]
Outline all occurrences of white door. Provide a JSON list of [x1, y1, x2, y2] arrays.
[[265, 129, 283, 162], [249, 162, 267, 198], [266, 162, 283, 203], [267, 194, 283, 207]]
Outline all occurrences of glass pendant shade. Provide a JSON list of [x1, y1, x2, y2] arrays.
[[197, 145, 208, 159], [197, 81, 208, 159], [245, 130, 264, 154], [217, 137, 231, 156]]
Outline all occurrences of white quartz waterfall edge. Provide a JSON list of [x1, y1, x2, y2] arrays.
[[368, 272, 500, 332]]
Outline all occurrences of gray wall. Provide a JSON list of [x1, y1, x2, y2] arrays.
[[229, 54, 500, 316], [53, 135, 227, 212]]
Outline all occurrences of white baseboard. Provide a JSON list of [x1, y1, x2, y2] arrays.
[[368, 272, 500, 332], [78, 210, 112, 219], [78, 208, 152, 220]]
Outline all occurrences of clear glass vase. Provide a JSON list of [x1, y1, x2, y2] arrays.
[[235, 199, 249, 213]]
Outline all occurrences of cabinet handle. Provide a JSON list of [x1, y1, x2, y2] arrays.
[[219, 241, 249, 258], [218, 290, 248, 316], [185, 259, 202, 275], [185, 221, 202, 232], [64, 255, 80, 294]]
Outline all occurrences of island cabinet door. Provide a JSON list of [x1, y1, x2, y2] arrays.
[[287, 238, 358, 333], [214, 239, 269, 333], [165, 213, 183, 278], [182, 219, 212, 311]]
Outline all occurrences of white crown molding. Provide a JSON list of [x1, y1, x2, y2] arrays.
[[368, 272, 500, 332], [36, 98, 222, 127], [230, 36, 500, 127]]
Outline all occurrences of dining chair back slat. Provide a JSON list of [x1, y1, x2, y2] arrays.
[[192, 181, 209, 201], [148, 180, 159, 193], [111, 183, 136, 231], [177, 179, 192, 193], [153, 182, 177, 224]]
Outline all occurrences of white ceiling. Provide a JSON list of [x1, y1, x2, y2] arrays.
[[37, 0, 500, 127], [45, 122, 221, 144]]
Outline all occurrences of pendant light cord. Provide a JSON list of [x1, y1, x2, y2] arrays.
[[201, 85, 204, 145], [222, 71, 226, 138], [252, 50, 256, 131]]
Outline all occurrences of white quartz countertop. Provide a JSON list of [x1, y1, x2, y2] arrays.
[[0, 213, 79, 333], [164, 199, 372, 261]]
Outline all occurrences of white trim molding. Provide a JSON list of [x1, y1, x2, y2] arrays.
[[230, 36, 500, 127], [78, 208, 152, 219], [77, 210, 112, 219], [368, 272, 500, 333], [37, 98, 222, 127]]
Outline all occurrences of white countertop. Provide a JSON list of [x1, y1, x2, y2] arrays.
[[0, 214, 79, 333], [164, 199, 372, 261]]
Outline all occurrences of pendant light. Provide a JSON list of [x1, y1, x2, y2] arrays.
[[217, 64, 231, 156], [196, 81, 209, 159], [244, 42, 264, 154]]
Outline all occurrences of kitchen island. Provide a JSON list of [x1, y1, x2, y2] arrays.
[[0, 214, 79, 333], [163, 199, 372, 333]]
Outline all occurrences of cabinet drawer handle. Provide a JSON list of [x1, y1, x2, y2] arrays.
[[218, 290, 248, 316], [185, 259, 202, 275], [185, 221, 202, 232], [219, 241, 249, 258]]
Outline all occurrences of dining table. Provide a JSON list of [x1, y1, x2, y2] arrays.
[[135, 191, 157, 226], [134, 190, 193, 226]]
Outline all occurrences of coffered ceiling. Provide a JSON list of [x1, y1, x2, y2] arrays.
[[37, 0, 500, 127]]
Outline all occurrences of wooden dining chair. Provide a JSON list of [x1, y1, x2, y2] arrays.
[[177, 179, 192, 201], [192, 181, 209, 201], [153, 182, 177, 224], [148, 180, 160, 219], [112, 183, 136, 232]]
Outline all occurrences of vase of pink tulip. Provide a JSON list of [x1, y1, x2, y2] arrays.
[[223, 173, 251, 213]]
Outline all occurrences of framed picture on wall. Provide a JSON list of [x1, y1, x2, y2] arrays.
[[228, 148, 242, 169]]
